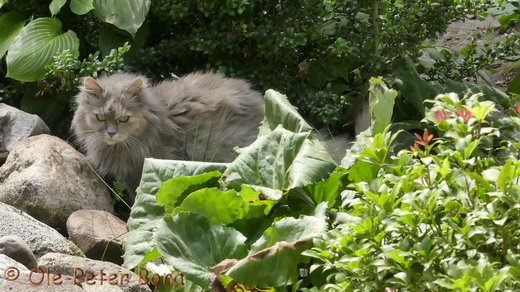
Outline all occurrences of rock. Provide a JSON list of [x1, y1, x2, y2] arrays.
[[67, 210, 128, 265], [0, 134, 114, 232], [0, 202, 81, 257], [0, 254, 29, 276], [0, 103, 50, 166], [38, 253, 151, 292], [0, 235, 37, 269], [0, 254, 85, 291]]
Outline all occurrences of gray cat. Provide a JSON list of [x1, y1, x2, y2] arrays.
[[71, 72, 264, 196]]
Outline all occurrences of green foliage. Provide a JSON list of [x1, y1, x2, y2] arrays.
[[307, 91, 520, 291], [44, 43, 130, 92], [129, 0, 505, 131], [123, 90, 340, 290]]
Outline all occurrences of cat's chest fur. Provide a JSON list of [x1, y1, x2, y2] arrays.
[[71, 72, 264, 194]]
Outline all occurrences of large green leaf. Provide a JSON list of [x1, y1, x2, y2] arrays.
[[154, 213, 249, 289], [258, 89, 313, 135], [175, 186, 276, 225], [224, 210, 328, 287], [156, 171, 221, 213], [123, 159, 228, 269], [6, 17, 79, 82], [369, 77, 397, 134], [0, 11, 26, 59], [0, 0, 8, 8], [224, 125, 336, 191], [70, 0, 94, 15], [175, 188, 248, 225], [288, 170, 345, 211], [93, 0, 150, 37]]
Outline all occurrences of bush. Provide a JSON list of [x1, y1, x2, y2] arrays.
[[306, 91, 520, 291]]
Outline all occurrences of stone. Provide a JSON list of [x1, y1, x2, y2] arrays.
[[0, 103, 50, 166], [38, 253, 152, 292], [0, 254, 85, 291], [67, 210, 128, 265], [0, 235, 37, 269], [0, 134, 114, 232], [0, 201, 81, 257]]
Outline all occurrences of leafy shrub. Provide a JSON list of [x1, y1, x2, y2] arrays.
[[307, 91, 520, 291], [130, 0, 507, 131]]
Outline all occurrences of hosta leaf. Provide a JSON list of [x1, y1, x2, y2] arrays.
[[224, 125, 336, 191], [0, 11, 26, 59], [258, 89, 313, 135], [49, 0, 67, 16], [93, 0, 150, 37], [70, 0, 94, 15], [123, 158, 227, 270], [154, 213, 248, 289], [6, 18, 79, 82]]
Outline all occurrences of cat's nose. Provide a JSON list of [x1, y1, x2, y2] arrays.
[[107, 132, 116, 137]]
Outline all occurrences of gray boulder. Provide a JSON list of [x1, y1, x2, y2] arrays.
[[38, 253, 151, 292], [0, 103, 50, 166], [0, 134, 114, 232], [0, 201, 81, 257], [0, 254, 85, 291], [0, 235, 37, 269], [67, 210, 128, 265]]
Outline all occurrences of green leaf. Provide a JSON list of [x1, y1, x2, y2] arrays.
[[6, 17, 79, 82], [224, 125, 336, 191], [93, 0, 151, 37], [497, 160, 514, 192], [176, 188, 248, 225], [507, 71, 520, 95], [369, 77, 397, 134], [156, 171, 221, 213], [225, 212, 328, 287], [0, 11, 26, 59], [70, 0, 94, 15], [259, 89, 313, 135], [288, 171, 345, 211], [250, 212, 328, 253], [49, 0, 67, 16], [0, 0, 8, 8], [154, 213, 249, 289], [123, 159, 228, 270]]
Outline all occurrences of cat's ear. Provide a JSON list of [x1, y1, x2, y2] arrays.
[[83, 77, 103, 96], [125, 79, 143, 96]]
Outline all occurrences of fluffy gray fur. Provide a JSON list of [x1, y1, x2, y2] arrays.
[[71, 72, 264, 194]]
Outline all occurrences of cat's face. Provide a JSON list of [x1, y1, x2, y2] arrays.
[[74, 76, 149, 145]]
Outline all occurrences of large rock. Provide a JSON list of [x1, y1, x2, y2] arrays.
[[38, 253, 151, 292], [0, 235, 37, 269], [0, 103, 50, 165], [0, 134, 114, 232], [0, 201, 81, 257], [0, 254, 85, 291], [67, 210, 128, 265]]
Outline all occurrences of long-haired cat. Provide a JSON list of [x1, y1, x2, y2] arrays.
[[71, 72, 264, 196]]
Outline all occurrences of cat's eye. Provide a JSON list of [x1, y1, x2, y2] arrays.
[[119, 115, 130, 123], [96, 113, 106, 121]]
